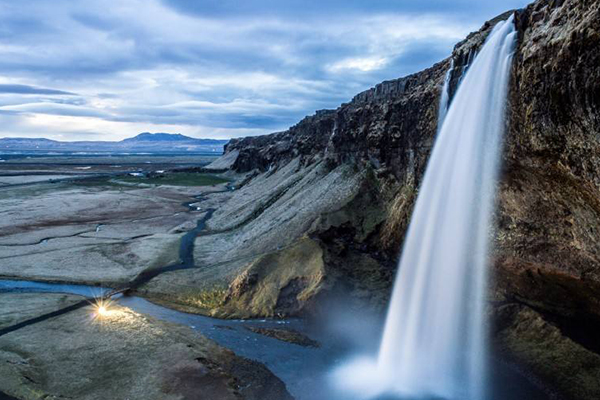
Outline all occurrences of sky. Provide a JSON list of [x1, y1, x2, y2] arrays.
[[0, 0, 530, 141]]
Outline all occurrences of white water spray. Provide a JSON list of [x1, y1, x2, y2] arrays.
[[437, 58, 453, 128], [333, 16, 517, 400]]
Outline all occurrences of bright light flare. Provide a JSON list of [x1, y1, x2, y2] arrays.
[[91, 298, 115, 319]]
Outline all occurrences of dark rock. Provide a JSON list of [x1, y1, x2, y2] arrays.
[[245, 326, 320, 348], [494, 304, 600, 400], [275, 277, 309, 314]]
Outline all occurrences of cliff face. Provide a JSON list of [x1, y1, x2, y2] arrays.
[[192, 0, 600, 398], [498, 0, 600, 315], [212, 13, 511, 316], [492, 2, 600, 398]]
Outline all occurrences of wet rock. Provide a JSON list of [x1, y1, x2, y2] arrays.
[[245, 327, 320, 348], [494, 304, 600, 400]]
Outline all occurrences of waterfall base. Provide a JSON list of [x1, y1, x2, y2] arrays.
[[331, 356, 459, 400]]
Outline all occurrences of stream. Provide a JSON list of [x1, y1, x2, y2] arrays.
[[0, 279, 344, 400]]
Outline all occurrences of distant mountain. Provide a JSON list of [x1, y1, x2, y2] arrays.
[[0, 133, 229, 154], [122, 132, 192, 142], [122, 132, 226, 143]]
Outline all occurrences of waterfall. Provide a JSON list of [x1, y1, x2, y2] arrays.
[[437, 59, 453, 129], [333, 15, 517, 400]]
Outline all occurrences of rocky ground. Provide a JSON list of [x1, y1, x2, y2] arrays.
[[0, 175, 74, 186], [0, 293, 291, 400], [0, 180, 205, 286], [245, 327, 320, 348]]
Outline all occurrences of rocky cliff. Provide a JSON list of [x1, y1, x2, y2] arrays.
[[142, 0, 600, 398], [494, 1, 600, 398]]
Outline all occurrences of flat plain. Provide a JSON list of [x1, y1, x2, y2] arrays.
[[0, 153, 223, 286]]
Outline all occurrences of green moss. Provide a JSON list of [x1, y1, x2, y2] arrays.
[[179, 286, 228, 310], [71, 177, 134, 190]]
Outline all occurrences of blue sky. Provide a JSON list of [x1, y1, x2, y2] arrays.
[[0, 0, 529, 141]]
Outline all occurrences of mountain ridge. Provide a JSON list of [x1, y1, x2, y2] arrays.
[[0, 133, 228, 153]]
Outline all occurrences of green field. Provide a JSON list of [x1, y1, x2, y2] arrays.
[[70, 172, 230, 189], [115, 172, 230, 187]]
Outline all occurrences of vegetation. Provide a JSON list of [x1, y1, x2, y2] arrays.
[[71, 177, 133, 189], [115, 172, 229, 187], [181, 287, 228, 310], [73, 172, 230, 188]]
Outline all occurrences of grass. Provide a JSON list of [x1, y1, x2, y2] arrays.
[[180, 287, 228, 310], [116, 172, 229, 187], [72, 172, 230, 189], [71, 177, 132, 189]]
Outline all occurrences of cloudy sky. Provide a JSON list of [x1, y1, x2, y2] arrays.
[[0, 0, 529, 141]]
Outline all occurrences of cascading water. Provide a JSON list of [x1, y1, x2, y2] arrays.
[[333, 15, 517, 400], [437, 58, 453, 129]]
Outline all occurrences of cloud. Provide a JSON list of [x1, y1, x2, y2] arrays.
[[159, 0, 528, 19], [0, 102, 108, 118], [328, 57, 389, 73], [0, 0, 532, 141], [0, 84, 75, 95]]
